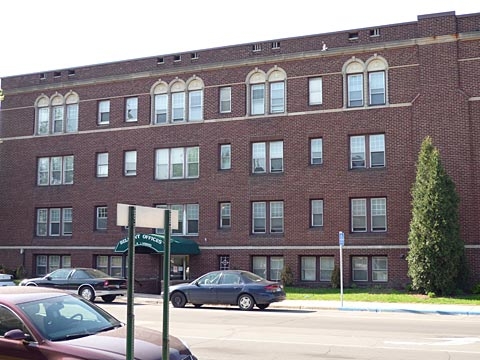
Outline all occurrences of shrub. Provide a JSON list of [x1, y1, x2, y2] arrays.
[[281, 265, 294, 286], [330, 265, 340, 288]]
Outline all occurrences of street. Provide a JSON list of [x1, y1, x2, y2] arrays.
[[100, 302, 480, 360]]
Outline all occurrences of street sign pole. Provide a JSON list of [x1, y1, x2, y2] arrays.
[[339, 231, 344, 308], [162, 210, 171, 360], [126, 206, 136, 360]]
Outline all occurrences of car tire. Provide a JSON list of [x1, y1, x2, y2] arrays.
[[257, 304, 269, 310], [79, 286, 95, 302], [171, 292, 187, 308], [102, 295, 117, 303], [238, 294, 254, 311]]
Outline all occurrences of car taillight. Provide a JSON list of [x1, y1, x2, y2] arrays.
[[265, 284, 281, 292]]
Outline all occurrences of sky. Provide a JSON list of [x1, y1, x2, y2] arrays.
[[0, 1, 478, 79]]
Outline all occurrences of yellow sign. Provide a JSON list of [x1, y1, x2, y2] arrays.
[[0, 89, 4, 101]]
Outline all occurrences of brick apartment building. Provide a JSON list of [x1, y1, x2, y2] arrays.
[[1, 11, 479, 294]]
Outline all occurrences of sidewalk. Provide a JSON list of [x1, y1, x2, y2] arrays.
[[122, 294, 480, 316]]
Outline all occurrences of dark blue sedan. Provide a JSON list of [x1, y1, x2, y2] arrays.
[[168, 270, 286, 311]]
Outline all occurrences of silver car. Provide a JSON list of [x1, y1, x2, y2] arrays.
[[0, 274, 15, 286]]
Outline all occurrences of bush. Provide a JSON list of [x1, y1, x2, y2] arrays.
[[472, 283, 480, 295], [330, 265, 340, 288], [281, 265, 294, 286]]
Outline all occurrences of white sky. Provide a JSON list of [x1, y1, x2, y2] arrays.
[[0, 1, 478, 79]]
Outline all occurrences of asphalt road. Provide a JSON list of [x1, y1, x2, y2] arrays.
[[100, 302, 480, 360]]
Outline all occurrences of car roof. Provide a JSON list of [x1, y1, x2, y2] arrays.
[[0, 286, 67, 304]]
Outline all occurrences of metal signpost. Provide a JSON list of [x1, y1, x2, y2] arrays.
[[117, 204, 178, 360], [339, 231, 344, 308]]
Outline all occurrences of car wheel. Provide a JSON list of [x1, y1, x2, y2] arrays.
[[102, 295, 117, 303], [257, 304, 269, 310], [79, 286, 95, 302], [171, 292, 187, 308], [238, 294, 254, 311]]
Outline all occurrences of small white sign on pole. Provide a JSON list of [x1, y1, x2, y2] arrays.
[[116, 203, 178, 229], [339, 231, 344, 308]]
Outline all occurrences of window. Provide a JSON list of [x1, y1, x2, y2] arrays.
[[172, 92, 185, 122], [37, 156, 74, 186], [219, 87, 231, 113], [219, 255, 230, 270], [311, 200, 324, 227], [96, 153, 108, 177], [156, 204, 199, 235], [252, 141, 283, 174], [344, 57, 387, 108], [96, 255, 123, 277], [35, 92, 79, 135], [220, 144, 231, 170], [98, 100, 110, 124], [96, 206, 108, 230], [188, 90, 203, 121], [270, 82, 285, 113], [300, 256, 334, 281], [220, 202, 231, 228], [36, 208, 72, 236], [351, 197, 386, 232], [155, 146, 199, 180], [252, 201, 284, 234], [352, 256, 388, 282], [310, 138, 323, 165], [154, 94, 168, 124], [124, 151, 137, 176], [347, 74, 363, 107], [35, 255, 71, 276], [352, 256, 368, 281], [350, 134, 385, 169], [309, 78, 322, 105], [252, 256, 284, 281], [125, 97, 138, 122], [251, 84, 265, 115]]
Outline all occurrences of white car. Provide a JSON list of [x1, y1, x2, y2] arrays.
[[0, 274, 15, 286]]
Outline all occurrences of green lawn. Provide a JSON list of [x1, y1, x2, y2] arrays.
[[285, 287, 480, 305]]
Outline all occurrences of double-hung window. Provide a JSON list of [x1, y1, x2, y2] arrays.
[[350, 134, 385, 169], [35, 93, 78, 135], [124, 151, 137, 176], [188, 90, 203, 121], [220, 202, 231, 228], [309, 78, 323, 105], [172, 92, 185, 122], [252, 141, 284, 174], [125, 97, 138, 122], [158, 204, 198, 235], [310, 138, 323, 165], [155, 147, 200, 180], [351, 197, 386, 232], [369, 71, 386, 105], [252, 201, 284, 234], [37, 156, 74, 185], [96, 153, 109, 177], [154, 94, 168, 124], [36, 208, 72, 236], [270, 82, 285, 113], [96, 206, 108, 230], [98, 100, 110, 125], [220, 144, 231, 170], [219, 87, 231, 113], [347, 74, 364, 107], [311, 199, 324, 227], [251, 84, 265, 115]]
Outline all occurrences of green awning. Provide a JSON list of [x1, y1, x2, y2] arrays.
[[114, 233, 200, 255]]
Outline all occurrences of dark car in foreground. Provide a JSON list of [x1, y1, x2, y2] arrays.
[[168, 270, 286, 310], [19, 268, 126, 303], [0, 287, 197, 360]]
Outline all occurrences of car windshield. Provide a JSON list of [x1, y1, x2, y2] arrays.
[[18, 295, 122, 341], [80, 268, 112, 278]]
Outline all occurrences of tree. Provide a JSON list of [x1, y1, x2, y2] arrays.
[[407, 136, 466, 295]]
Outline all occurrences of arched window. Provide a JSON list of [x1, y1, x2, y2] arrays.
[[246, 66, 286, 116], [35, 92, 79, 135], [150, 77, 204, 124], [343, 55, 388, 108]]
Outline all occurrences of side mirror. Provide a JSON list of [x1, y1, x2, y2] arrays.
[[4, 329, 28, 341]]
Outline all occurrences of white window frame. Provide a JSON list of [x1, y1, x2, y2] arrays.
[[301, 256, 316, 281], [251, 84, 265, 115], [172, 92, 185, 122], [188, 90, 203, 121], [155, 147, 199, 180], [270, 81, 285, 113], [96, 206, 108, 230], [350, 134, 385, 169], [98, 100, 110, 124], [124, 151, 137, 176], [154, 94, 168, 124], [220, 144, 231, 170], [351, 198, 367, 232], [371, 198, 387, 231], [270, 256, 284, 281], [347, 74, 364, 107], [309, 77, 323, 105], [269, 141, 284, 173], [270, 201, 284, 233], [125, 97, 138, 122], [369, 71, 386, 106], [372, 256, 388, 282], [252, 141, 284, 174], [310, 138, 323, 165], [96, 152, 109, 177], [220, 202, 231, 228], [351, 197, 387, 232], [252, 202, 266, 234], [311, 199, 324, 227], [220, 87, 231, 113], [319, 257, 334, 282], [37, 156, 74, 186], [36, 208, 72, 237], [352, 256, 368, 281]]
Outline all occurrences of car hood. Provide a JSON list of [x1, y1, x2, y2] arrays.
[[65, 325, 191, 360]]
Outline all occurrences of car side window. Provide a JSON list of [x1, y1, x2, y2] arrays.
[[221, 273, 241, 285], [71, 270, 88, 279], [50, 269, 71, 280], [198, 273, 221, 285], [0, 305, 29, 337]]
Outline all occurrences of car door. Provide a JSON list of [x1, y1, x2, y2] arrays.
[[216, 273, 243, 304], [41, 269, 71, 290], [187, 272, 220, 304]]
